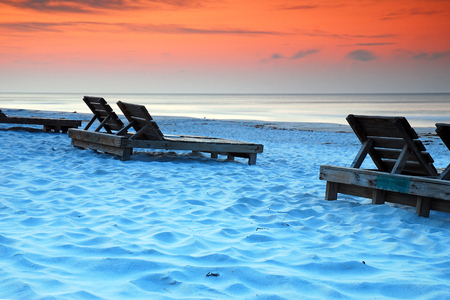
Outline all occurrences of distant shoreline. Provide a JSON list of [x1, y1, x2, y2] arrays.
[[1, 108, 438, 136]]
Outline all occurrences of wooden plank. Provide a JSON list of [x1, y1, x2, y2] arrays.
[[324, 181, 450, 215], [346, 114, 387, 172], [123, 138, 263, 154], [82, 96, 124, 131], [371, 137, 426, 151], [375, 148, 433, 163], [116, 101, 164, 141], [438, 164, 450, 180], [72, 139, 130, 157], [351, 139, 373, 168], [349, 115, 418, 139], [391, 145, 411, 174], [381, 160, 435, 176], [0, 117, 81, 127], [319, 165, 450, 200], [68, 129, 123, 147], [394, 118, 437, 176], [436, 123, 450, 150]]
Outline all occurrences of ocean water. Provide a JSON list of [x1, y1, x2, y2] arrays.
[[0, 93, 449, 127]]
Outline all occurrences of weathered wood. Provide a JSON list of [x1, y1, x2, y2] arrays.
[[436, 123, 450, 150], [71, 99, 263, 164], [69, 129, 123, 147], [416, 196, 431, 217], [351, 139, 373, 168], [391, 145, 411, 174], [83, 96, 124, 132], [346, 114, 436, 176], [372, 189, 386, 204], [123, 137, 263, 154], [320, 166, 450, 200], [0, 115, 81, 133], [370, 137, 426, 151], [436, 123, 450, 180], [72, 138, 131, 157], [346, 114, 387, 172], [325, 181, 338, 200], [116, 101, 164, 141], [319, 165, 450, 216], [394, 118, 437, 176], [438, 164, 450, 180], [69, 129, 263, 164]]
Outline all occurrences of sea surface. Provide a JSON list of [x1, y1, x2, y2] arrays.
[[1, 93, 449, 127]]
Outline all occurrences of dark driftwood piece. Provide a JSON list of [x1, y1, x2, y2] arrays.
[[69, 99, 264, 165], [0, 109, 81, 133], [319, 115, 449, 218]]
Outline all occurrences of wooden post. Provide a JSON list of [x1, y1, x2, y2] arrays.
[[227, 155, 235, 161], [121, 148, 133, 161], [248, 154, 257, 165], [372, 189, 386, 204], [211, 152, 218, 159], [416, 196, 431, 218], [325, 181, 338, 200]]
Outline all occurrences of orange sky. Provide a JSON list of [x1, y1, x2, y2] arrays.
[[0, 0, 449, 93]]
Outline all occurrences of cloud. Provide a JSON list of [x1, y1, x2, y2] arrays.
[[297, 29, 397, 40], [278, 4, 319, 10], [123, 24, 283, 35], [381, 7, 444, 20], [413, 51, 450, 60], [0, 21, 283, 36], [291, 49, 320, 59], [355, 43, 395, 46], [271, 53, 283, 59], [263, 49, 320, 62], [345, 49, 377, 61], [0, 0, 199, 13]]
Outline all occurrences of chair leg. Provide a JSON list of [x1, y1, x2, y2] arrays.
[[416, 196, 431, 218], [372, 189, 386, 205], [121, 148, 133, 161], [325, 182, 338, 200]]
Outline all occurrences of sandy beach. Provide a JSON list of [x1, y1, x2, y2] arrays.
[[1, 109, 449, 300]]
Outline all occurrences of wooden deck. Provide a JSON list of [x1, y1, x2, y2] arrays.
[[0, 111, 81, 133], [320, 165, 450, 217], [69, 128, 264, 165]]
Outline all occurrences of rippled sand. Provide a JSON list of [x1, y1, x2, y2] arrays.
[[0, 110, 449, 299]]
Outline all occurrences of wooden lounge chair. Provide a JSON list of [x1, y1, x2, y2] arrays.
[[69, 101, 264, 165], [436, 123, 450, 180], [82, 96, 125, 133], [0, 109, 81, 133], [320, 115, 450, 217]]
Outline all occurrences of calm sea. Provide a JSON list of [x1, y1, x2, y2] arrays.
[[0, 93, 449, 127]]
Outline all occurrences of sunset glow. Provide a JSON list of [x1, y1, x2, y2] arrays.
[[1, 0, 449, 93]]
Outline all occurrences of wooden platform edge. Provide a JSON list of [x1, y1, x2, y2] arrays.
[[319, 165, 450, 217], [0, 116, 81, 133], [68, 129, 261, 165]]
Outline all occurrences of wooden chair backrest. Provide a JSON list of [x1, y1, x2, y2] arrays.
[[436, 123, 450, 151], [83, 96, 124, 132], [347, 114, 437, 176], [435, 123, 450, 180], [116, 101, 164, 141]]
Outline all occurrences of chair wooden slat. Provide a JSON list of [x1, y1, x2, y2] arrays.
[[347, 114, 437, 176]]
